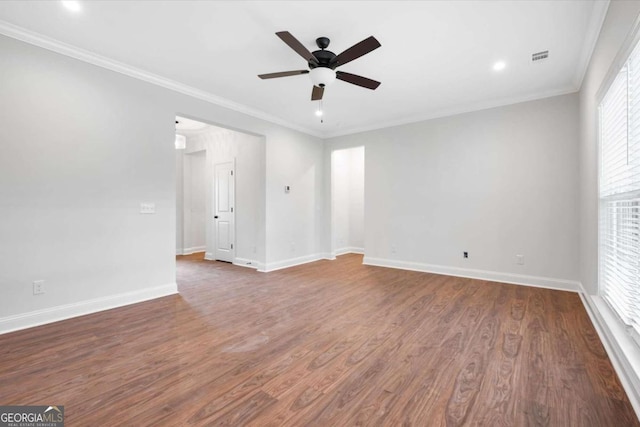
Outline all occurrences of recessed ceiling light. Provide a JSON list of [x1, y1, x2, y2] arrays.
[[493, 61, 506, 72], [315, 110, 323, 117], [61, 1, 82, 13]]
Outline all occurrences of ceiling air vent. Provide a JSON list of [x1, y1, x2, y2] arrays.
[[531, 50, 549, 63]]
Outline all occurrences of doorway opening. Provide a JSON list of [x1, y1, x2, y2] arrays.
[[331, 146, 365, 256], [180, 150, 207, 255], [175, 116, 264, 268]]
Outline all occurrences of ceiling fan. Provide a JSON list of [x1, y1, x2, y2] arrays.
[[258, 31, 381, 101]]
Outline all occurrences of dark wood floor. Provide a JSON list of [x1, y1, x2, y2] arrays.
[[0, 253, 637, 426]]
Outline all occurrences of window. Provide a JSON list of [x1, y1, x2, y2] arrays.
[[599, 41, 640, 340]]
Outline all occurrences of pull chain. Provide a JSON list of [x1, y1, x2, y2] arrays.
[[316, 100, 324, 123]]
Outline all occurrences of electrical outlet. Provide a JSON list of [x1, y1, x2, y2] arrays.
[[391, 245, 397, 254], [33, 280, 45, 295], [516, 254, 524, 265], [463, 252, 468, 258]]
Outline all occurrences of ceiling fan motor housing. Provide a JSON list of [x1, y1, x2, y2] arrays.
[[309, 50, 337, 69], [309, 36, 337, 69]]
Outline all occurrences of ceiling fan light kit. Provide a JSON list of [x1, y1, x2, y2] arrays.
[[309, 67, 336, 88], [258, 31, 381, 104]]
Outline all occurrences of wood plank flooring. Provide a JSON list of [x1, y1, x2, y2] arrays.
[[0, 253, 637, 426]]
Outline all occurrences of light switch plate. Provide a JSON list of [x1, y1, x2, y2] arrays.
[[140, 203, 156, 214]]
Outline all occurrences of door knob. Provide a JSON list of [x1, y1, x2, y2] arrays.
[[214, 215, 219, 219]]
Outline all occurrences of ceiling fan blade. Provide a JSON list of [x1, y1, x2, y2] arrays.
[[331, 36, 381, 67], [276, 31, 318, 65], [311, 85, 324, 101], [336, 71, 381, 90], [258, 70, 309, 79]]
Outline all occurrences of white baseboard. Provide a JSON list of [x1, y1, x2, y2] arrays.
[[260, 253, 332, 273], [579, 291, 640, 419], [321, 252, 336, 261], [181, 246, 206, 255], [362, 257, 581, 292], [334, 247, 364, 256], [234, 257, 259, 270], [0, 283, 178, 335], [204, 252, 214, 261]]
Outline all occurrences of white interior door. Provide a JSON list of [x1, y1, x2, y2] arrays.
[[213, 160, 235, 262]]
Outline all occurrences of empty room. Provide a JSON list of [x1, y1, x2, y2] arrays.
[[1, 1, 640, 425]]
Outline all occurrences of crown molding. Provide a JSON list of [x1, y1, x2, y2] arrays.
[[574, 0, 610, 89], [323, 85, 580, 139], [0, 4, 604, 142], [0, 20, 323, 138]]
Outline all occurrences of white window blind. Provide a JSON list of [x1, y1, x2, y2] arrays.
[[599, 40, 640, 339]]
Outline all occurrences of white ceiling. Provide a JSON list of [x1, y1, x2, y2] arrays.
[[0, 1, 608, 138]]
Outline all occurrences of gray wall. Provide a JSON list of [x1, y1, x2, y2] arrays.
[[0, 34, 323, 330], [326, 93, 580, 289]]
